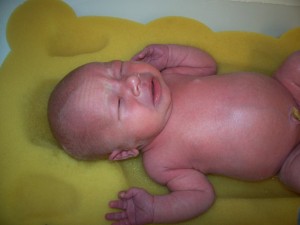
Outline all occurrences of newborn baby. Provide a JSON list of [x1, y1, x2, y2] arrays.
[[48, 44, 300, 225]]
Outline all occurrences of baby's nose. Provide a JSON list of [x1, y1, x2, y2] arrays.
[[126, 74, 140, 96]]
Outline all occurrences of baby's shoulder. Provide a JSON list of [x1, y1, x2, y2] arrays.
[[142, 151, 167, 181], [142, 149, 187, 185]]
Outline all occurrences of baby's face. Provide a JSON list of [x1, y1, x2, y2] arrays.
[[73, 61, 172, 155]]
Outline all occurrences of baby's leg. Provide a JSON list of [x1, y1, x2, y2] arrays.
[[274, 51, 300, 104], [279, 144, 300, 194]]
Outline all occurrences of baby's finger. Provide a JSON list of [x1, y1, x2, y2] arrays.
[[132, 47, 152, 61], [118, 191, 128, 199], [105, 211, 128, 221], [109, 199, 127, 210], [119, 187, 142, 199], [131, 52, 145, 61]]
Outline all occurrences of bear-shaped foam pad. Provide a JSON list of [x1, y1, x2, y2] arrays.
[[0, 0, 300, 224]]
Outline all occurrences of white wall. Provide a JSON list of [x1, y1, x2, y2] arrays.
[[1, 0, 300, 65]]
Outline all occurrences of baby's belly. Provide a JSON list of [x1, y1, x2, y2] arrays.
[[192, 106, 300, 181], [201, 112, 299, 180]]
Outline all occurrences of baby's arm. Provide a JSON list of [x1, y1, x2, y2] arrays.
[[131, 44, 217, 76], [106, 169, 215, 225]]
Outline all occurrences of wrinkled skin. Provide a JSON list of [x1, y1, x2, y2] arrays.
[[48, 44, 300, 225]]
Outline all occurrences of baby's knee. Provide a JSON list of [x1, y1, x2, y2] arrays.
[[289, 51, 300, 62], [286, 51, 300, 70], [279, 146, 300, 194], [276, 51, 300, 75], [274, 51, 300, 105]]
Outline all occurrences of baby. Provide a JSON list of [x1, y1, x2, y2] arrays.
[[48, 44, 300, 225]]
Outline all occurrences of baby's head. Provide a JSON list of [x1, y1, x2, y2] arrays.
[[48, 60, 172, 160]]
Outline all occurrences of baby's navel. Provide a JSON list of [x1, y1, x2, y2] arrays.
[[292, 107, 300, 121]]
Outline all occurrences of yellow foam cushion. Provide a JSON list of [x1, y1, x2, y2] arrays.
[[1, 0, 300, 224]]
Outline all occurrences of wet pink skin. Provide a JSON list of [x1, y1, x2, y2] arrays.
[[48, 44, 300, 225]]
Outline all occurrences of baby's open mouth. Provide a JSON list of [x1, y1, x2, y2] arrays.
[[152, 79, 155, 105], [151, 77, 161, 107]]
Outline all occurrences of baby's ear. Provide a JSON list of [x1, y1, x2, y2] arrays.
[[108, 149, 139, 161]]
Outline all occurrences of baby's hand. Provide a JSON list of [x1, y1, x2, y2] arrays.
[[106, 187, 155, 225], [131, 44, 169, 71]]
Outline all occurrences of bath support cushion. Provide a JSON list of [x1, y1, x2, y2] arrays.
[[0, 0, 300, 225]]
